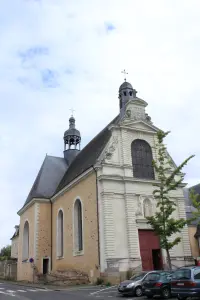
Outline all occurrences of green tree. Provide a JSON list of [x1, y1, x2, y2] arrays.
[[189, 189, 200, 223], [146, 130, 194, 270], [0, 245, 11, 260]]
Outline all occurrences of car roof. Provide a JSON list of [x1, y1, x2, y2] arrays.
[[177, 266, 199, 270], [147, 270, 171, 273]]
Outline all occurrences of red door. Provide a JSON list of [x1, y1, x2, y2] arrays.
[[138, 230, 162, 270]]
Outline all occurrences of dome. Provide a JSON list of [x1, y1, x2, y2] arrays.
[[64, 128, 80, 138], [69, 116, 75, 123], [119, 81, 133, 91]]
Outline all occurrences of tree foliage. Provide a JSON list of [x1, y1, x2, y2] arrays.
[[0, 245, 11, 261], [189, 189, 200, 224], [146, 130, 194, 270]]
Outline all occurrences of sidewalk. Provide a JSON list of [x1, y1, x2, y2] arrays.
[[0, 279, 97, 291]]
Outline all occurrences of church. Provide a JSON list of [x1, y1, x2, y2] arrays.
[[16, 78, 192, 283]]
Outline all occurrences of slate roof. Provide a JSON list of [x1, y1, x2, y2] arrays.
[[22, 155, 68, 207], [21, 115, 120, 208], [56, 115, 120, 192]]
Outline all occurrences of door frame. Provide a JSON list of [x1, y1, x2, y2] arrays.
[[41, 256, 51, 274]]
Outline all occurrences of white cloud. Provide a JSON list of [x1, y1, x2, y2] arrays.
[[0, 0, 200, 247]]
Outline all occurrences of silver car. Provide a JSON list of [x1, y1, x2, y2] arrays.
[[118, 271, 156, 297]]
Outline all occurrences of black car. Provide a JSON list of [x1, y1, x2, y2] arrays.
[[142, 271, 173, 299], [118, 271, 149, 297]]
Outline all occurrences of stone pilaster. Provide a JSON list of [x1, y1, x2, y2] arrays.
[[177, 197, 192, 257], [125, 194, 140, 258], [34, 203, 40, 264], [102, 194, 115, 258]]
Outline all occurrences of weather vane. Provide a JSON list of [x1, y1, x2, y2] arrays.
[[69, 108, 75, 116], [121, 69, 128, 82]]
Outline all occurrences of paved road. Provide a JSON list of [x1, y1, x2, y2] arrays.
[[0, 281, 178, 300]]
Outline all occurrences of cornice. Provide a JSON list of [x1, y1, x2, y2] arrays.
[[17, 198, 50, 216], [98, 174, 160, 184]]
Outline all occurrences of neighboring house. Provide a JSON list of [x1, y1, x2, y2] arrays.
[[184, 185, 200, 259], [16, 79, 192, 283], [10, 225, 19, 259]]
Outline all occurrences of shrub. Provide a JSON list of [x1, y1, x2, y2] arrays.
[[96, 277, 104, 285]]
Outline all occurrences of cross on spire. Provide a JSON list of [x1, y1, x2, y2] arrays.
[[69, 108, 75, 116], [121, 69, 128, 82]]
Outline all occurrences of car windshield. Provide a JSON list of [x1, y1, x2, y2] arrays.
[[172, 269, 191, 280], [130, 272, 147, 281]]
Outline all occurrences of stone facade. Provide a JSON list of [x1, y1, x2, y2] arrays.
[[11, 236, 19, 259], [52, 171, 100, 282], [188, 226, 199, 258], [96, 97, 192, 276], [17, 203, 35, 281], [16, 81, 192, 283], [17, 171, 100, 282]]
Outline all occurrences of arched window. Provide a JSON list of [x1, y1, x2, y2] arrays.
[[57, 209, 64, 257], [131, 139, 155, 179], [74, 199, 83, 252], [23, 221, 29, 260], [143, 198, 152, 217]]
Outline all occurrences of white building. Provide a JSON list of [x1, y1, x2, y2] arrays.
[[95, 80, 192, 274]]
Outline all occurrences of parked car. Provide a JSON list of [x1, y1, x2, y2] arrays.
[[142, 271, 173, 299], [118, 271, 149, 297], [171, 266, 200, 299]]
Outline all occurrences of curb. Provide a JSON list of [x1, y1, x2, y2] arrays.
[[0, 281, 103, 291], [0, 281, 48, 290]]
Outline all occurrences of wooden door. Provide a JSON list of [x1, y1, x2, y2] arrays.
[[138, 230, 162, 270]]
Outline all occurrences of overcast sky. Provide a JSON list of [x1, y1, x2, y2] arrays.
[[0, 0, 200, 249]]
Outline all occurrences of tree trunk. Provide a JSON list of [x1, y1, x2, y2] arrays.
[[166, 249, 172, 270]]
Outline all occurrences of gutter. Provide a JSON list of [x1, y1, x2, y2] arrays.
[[92, 166, 101, 268]]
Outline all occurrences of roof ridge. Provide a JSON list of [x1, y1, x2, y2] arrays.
[[78, 114, 119, 154]]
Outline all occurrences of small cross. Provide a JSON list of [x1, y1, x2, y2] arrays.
[[69, 108, 75, 116], [121, 69, 128, 81]]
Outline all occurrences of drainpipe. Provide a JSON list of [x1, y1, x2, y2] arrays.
[[50, 199, 53, 271], [92, 166, 101, 269]]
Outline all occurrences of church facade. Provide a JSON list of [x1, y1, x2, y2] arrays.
[[17, 79, 192, 283]]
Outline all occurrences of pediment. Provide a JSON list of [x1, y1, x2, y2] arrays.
[[121, 120, 160, 132]]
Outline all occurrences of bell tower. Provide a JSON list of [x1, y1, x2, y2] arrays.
[[119, 70, 137, 117], [63, 113, 81, 165]]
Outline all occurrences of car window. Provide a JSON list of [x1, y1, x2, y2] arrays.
[[172, 269, 191, 280], [145, 273, 160, 281], [130, 273, 147, 281], [194, 270, 200, 280]]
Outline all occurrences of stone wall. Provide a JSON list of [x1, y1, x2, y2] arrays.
[[52, 171, 100, 283], [11, 236, 19, 259], [0, 260, 17, 280], [36, 269, 89, 286]]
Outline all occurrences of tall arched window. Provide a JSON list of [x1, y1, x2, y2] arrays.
[[57, 209, 64, 257], [23, 221, 29, 260], [74, 199, 83, 252], [131, 139, 155, 179]]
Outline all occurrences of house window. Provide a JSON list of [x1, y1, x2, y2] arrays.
[[22, 221, 29, 260], [131, 139, 155, 179], [57, 209, 64, 257], [74, 199, 83, 252]]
